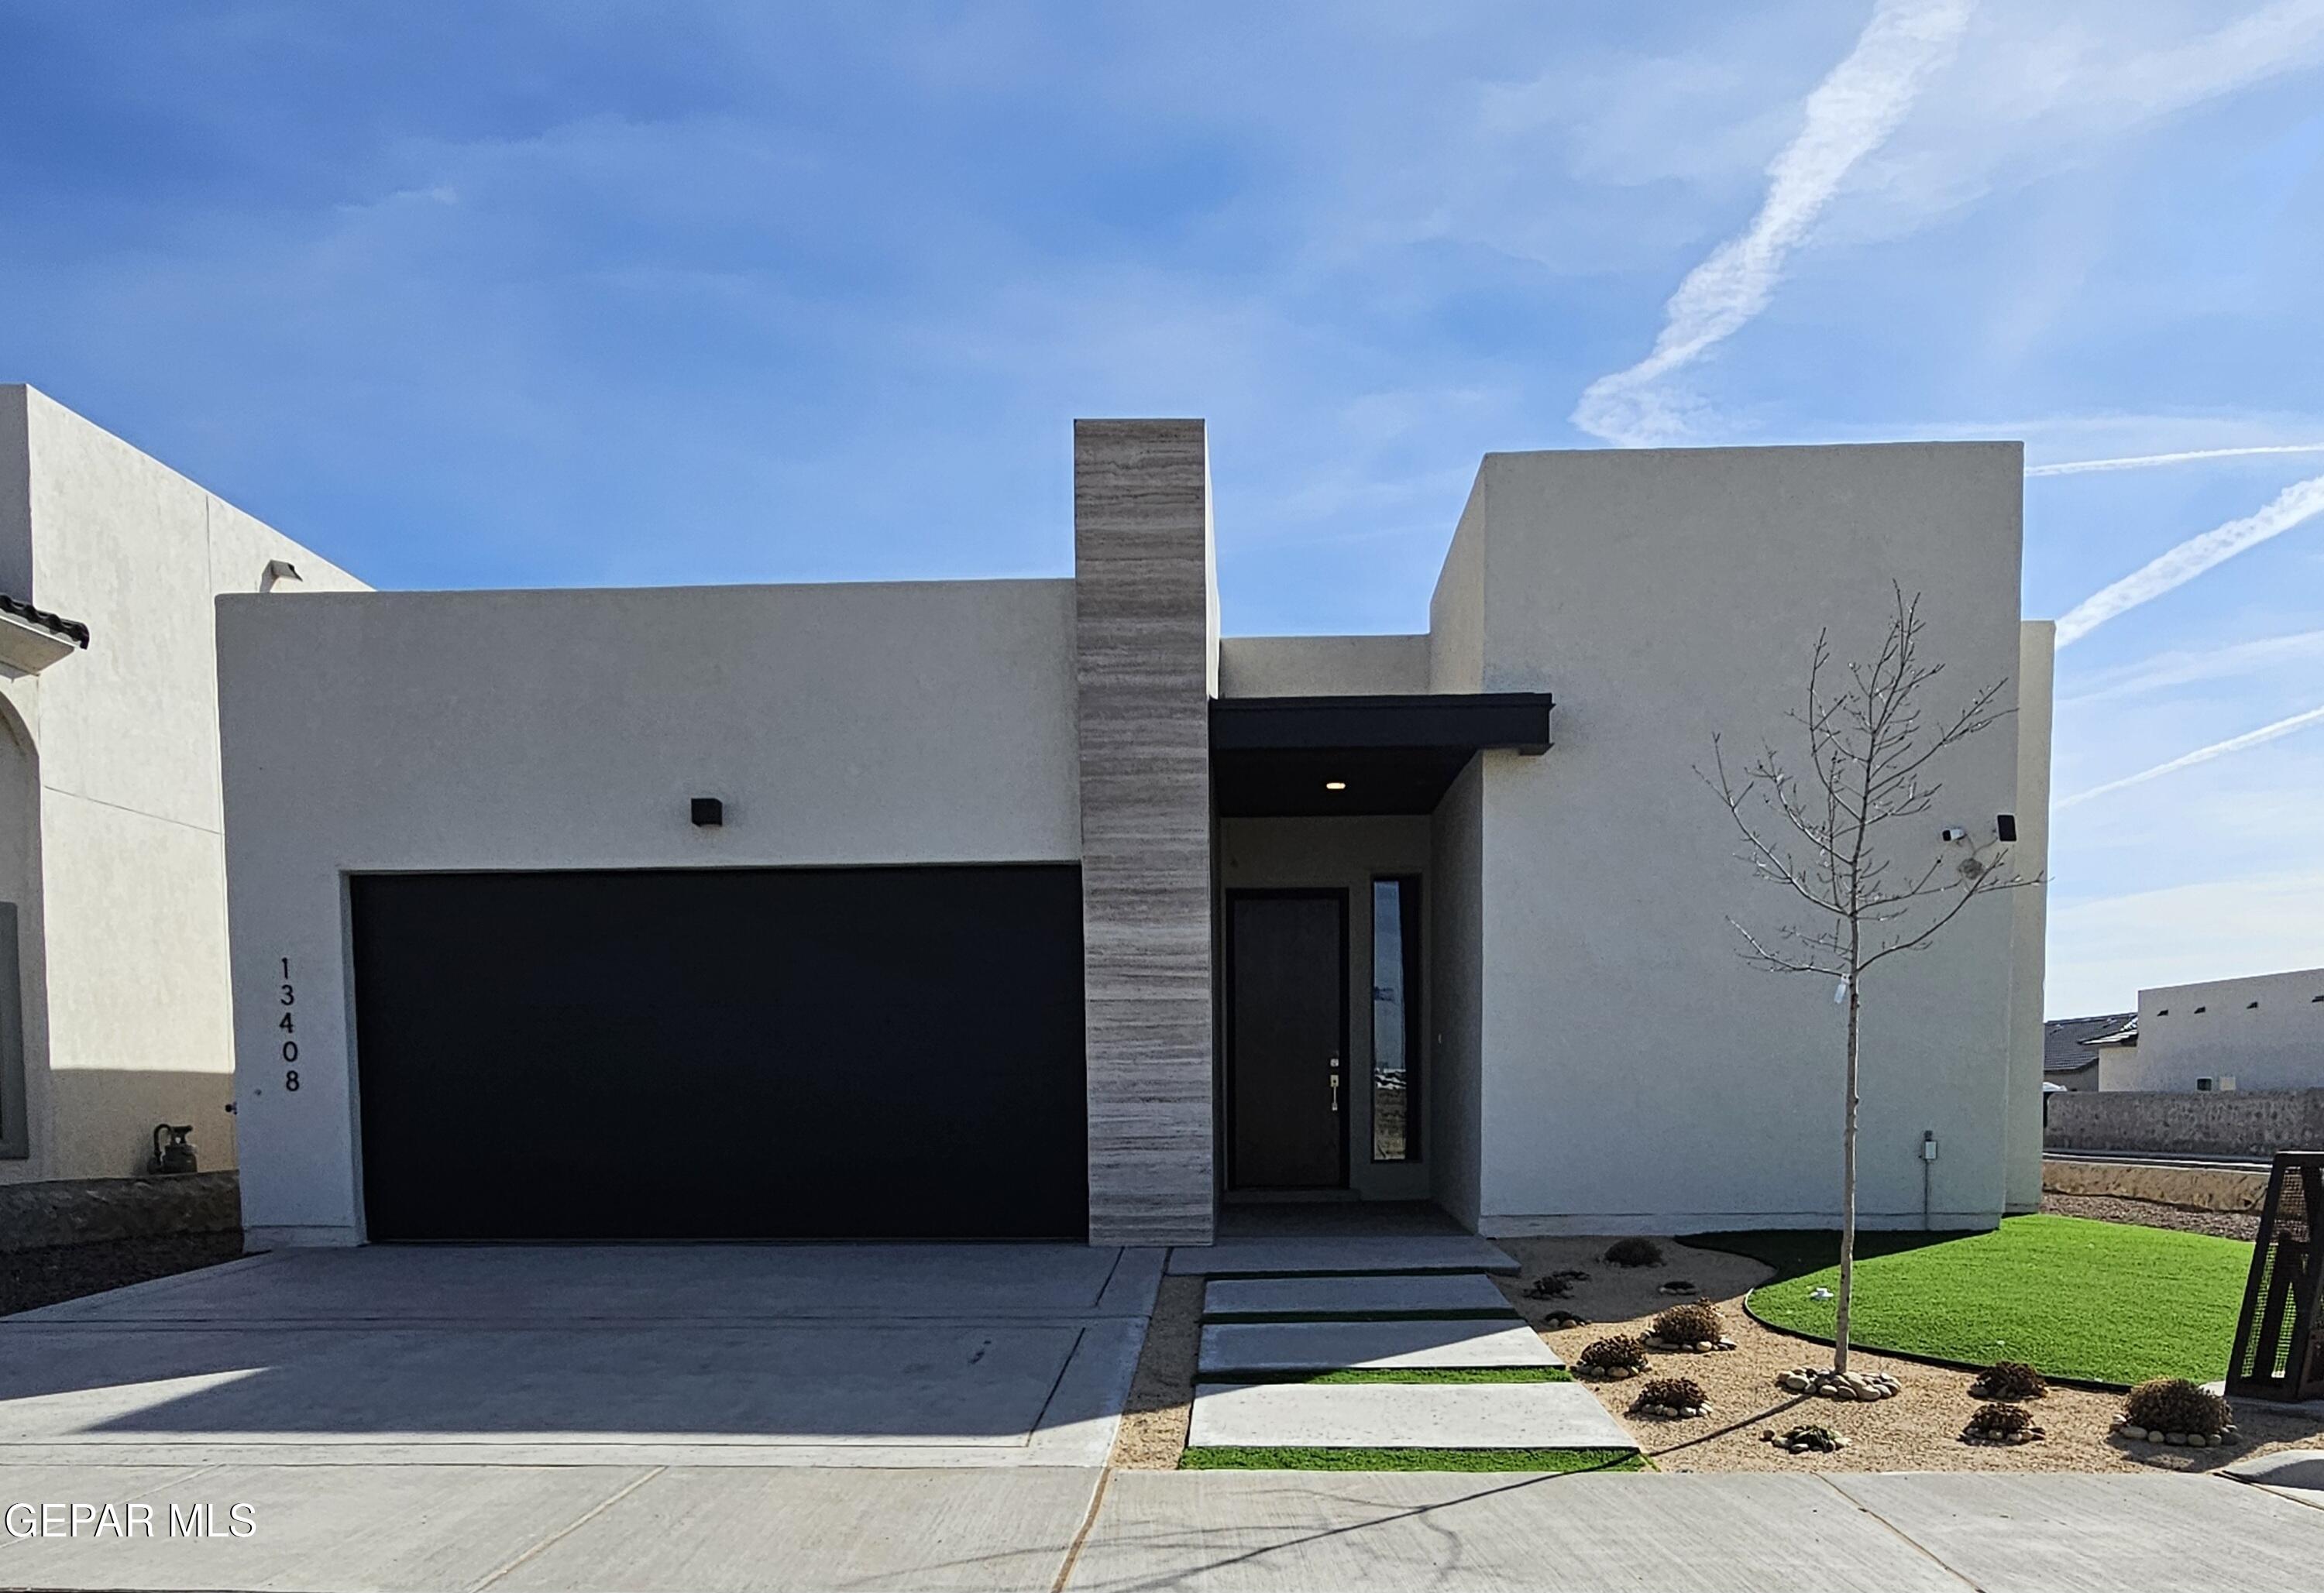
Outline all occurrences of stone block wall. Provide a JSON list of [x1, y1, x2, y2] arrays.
[[0, 1171, 241, 1252], [2044, 1089, 2324, 1158]]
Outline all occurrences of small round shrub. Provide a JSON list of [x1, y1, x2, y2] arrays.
[[1603, 1237, 1665, 1268], [1649, 1302, 1725, 1344], [1637, 1376, 1707, 1411], [1966, 1402, 2033, 1437], [1974, 1361, 2047, 1401], [1577, 1334, 1651, 1374], [2124, 1378, 2232, 1437], [1521, 1274, 1572, 1300]]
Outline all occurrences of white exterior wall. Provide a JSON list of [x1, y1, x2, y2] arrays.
[[1457, 444, 2030, 1234], [0, 386, 365, 1186], [2109, 967, 2324, 1092], [1217, 635, 1430, 698], [2004, 621, 2056, 1210], [217, 579, 1081, 1245], [1428, 759, 1485, 1227]]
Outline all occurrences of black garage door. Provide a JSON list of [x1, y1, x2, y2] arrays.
[[349, 866, 1088, 1241]]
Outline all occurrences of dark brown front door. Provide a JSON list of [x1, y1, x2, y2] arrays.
[[1227, 891, 1347, 1190]]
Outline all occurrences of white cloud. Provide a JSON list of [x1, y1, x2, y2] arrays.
[[2046, 867, 2324, 1014], [2058, 628, 2324, 706], [1834, 0, 2324, 246], [2027, 442, 2324, 477], [1570, 0, 1975, 446], [2058, 701, 2324, 808], [2054, 472, 2324, 645]]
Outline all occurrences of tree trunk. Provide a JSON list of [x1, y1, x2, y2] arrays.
[[1835, 973, 1862, 1375]]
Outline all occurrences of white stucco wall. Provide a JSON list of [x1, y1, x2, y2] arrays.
[[1428, 493, 1487, 695], [1217, 635, 1430, 698], [1428, 759, 1485, 1227], [2004, 621, 2056, 1211], [2108, 967, 2324, 1092], [1452, 443, 2032, 1234], [217, 578, 1081, 1245], [0, 386, 365, 1186]]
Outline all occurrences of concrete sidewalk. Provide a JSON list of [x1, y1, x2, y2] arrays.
[[1066, 1468, 2324, 1591], [5, 1464, 2321, 1590]]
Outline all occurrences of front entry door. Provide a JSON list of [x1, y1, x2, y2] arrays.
[[1227, 891, 1348, 1190]]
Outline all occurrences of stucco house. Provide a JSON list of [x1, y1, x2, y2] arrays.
[[2042, 1012, 2135, 1093], [209, 419, 2054, 1249], [2095, 966, 2324, 1093], [2, 386, 363, 1223]]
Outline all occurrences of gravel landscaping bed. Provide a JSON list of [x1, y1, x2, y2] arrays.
[[1112, 1272, 1202, 1469], [0, 1231, 246, 1318], [1495, 1234, 2324, 1475], [2040, 1191, 2259, 1241]]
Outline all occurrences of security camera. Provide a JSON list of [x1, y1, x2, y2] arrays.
[[1940, 826, 1969, 843]]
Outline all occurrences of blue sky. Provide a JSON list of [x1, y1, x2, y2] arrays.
[[4, 2, 2322, 1015]]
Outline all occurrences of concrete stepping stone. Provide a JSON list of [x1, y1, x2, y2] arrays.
[[1203, 1272, 1512, 1319], [1168, 1236, 1517, 1276], [1188, 1378, 1635, 1451], [1201, 1319, 1561, 1375]]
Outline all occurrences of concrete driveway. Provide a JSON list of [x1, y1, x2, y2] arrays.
[[0, 1243, 1157, 1468]]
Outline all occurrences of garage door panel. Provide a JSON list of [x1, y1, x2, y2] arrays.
[[349, 866, 1088, 1241]]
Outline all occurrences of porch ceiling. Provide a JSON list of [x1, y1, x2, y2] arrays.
[[1208, 692, 1553, 817]]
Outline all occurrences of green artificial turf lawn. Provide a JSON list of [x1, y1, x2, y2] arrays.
[[1195, 1367, 1571, 1385], [1687, 1215, 2251, 1387], [1179, 1446, 1646, 1473]]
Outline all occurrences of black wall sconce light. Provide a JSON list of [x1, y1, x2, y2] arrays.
[[1995, 813, 2017, 843], [690, 797, 724, 827]]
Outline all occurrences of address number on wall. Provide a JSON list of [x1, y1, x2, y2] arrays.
[[278, 956, 300, 1091]]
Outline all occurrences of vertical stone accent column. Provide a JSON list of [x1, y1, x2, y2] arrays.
[[1074, 419, 1216, 1246]]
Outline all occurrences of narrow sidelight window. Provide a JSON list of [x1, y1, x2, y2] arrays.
[[1370, 877, 1422, 1162]]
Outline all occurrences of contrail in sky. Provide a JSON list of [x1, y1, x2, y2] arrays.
[[2054, 472, 2324, 647], [2027, 443, 2324, 477], [2058, 629, 2324, 708], [1571, 0, 1975, 446], [2058, 702, 2324, 809]]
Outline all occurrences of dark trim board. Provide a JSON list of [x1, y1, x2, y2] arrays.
[[1210, 692, 1553, 816], [1209, 692, 1553, 754], [349, 863, 1088, 1241]]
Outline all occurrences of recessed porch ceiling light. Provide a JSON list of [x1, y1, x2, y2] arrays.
[[1324, 780, 1347, 791]]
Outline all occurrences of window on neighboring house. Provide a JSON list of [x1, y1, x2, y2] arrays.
[[1370, 877, 1422, 1162]]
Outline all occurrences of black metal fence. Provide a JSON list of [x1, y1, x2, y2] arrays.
[[2228, 1151, 2324, 1402]]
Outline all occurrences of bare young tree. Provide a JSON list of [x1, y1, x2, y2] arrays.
[[1703, 584, 2038, 1375]]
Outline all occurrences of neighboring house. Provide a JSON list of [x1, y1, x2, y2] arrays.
[[0, 386, 366, 1209], [2043, 1011, 2135, 1092], [210, 421, 2054, 1248], [2099, 967, 2324, 1093]]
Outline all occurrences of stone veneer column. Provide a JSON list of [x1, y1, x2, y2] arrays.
[[1074, 419, 1217, 1246]]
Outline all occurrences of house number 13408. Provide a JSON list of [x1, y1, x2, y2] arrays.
[[278, 956, 300, 1091]]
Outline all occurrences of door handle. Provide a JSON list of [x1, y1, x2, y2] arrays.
[[1329, 1057, 1342, 1114]]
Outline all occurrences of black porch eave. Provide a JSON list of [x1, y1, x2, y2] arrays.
[[1209, 692, 1553, 817]]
